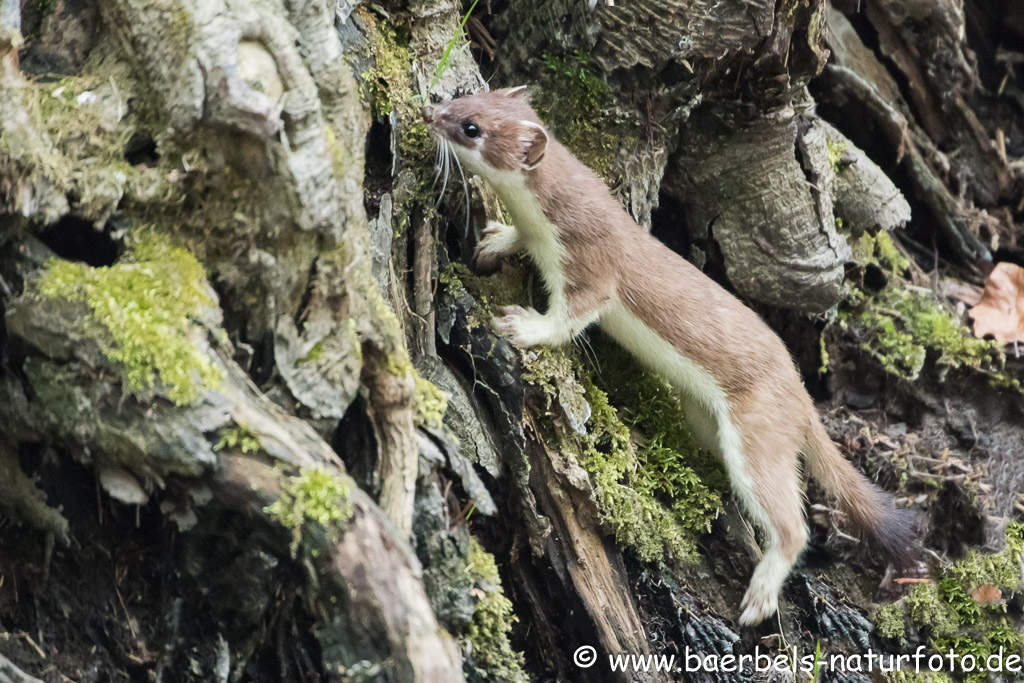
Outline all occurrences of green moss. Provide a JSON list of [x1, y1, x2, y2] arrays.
[[946, 522, 1024, 593], [533, 50, 619, 178], [413, 372, 448, 429], [462, 538, 528, 683], [596, 349, 726, 519], [439, 261, 532, 331], [937, 577, 982, 625], [356, 7, 441, 247], [850, 231, 910, 273], [578, 374, 700, 562], [448, 258, 720, 564], [359, 10, 412, 118], [265, 466, 353, 556], [855, 302, 927, 380], [850, 287, 1012, 385], [906, 584, 960, 639], [383, 351, 449, 429], [33, 52, 163, 220], [873, 523, 1024, 681], [520, 342, 722, 564], [358, 9, 433, 165], [826, 137, 848, 170], [873, 603, 906, 641], [298, 340, 324, 366], [874, 232, 911, 273], [38, 232, 223, 405], [837, 233, 1017, 389], [214, 425, 262, 455]]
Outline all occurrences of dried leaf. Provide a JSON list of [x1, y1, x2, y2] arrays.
[[968, 262, 1024, 345], [970, 584, 1002, 604]]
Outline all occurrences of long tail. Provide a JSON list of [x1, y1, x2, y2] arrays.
[[803, 416, 917, 567]]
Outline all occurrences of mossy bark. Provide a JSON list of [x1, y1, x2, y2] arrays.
[[1, 0, 1022, 682]]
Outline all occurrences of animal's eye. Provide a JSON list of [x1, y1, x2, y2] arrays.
[[462, 122, 481, 138]]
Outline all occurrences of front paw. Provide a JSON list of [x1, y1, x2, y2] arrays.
[[474, 221, 517, 273], [492, 305, 540, 349]]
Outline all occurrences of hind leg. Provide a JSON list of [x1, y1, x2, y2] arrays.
[[722, 430, 808, 625]]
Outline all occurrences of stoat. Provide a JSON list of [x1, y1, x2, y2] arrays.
[[423, 87, 914, 625]]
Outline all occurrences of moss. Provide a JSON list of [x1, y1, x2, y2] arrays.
[[357, 9, 433, 166], [874, 232, 911, 273], [854, 303, 927, 380], [818, 334, 830, 375], [837, 233, 1017, 389], [596, 351, 726, 524], [826, 137, 848, 170], [439, 261, 532, 331], [265, 466, 353, 557], [946, 522, 1024, 593], [448, 260, 720, 563], [358, 10, 412, 118], [37, 232, 223, 405], [384, 350, 449, 429], [520, 345, 587, 414], [413, 371, 449, 429], [462, 538, 528, 683], [850, 231, 910, 273], [578, 374, 702, 562], [298, 340, 324, 366], [533, 50, 619, 179], [873, 603, 906, 641], [22, 361, 83, 437], [214, 425, 262, 455], [34, 51, 164, 220], [0, 77, 72, 217], [849, 287, 1013, 386], [519, 341, 722, 564], [906, 584, 960, 639], [874, 523, 1024, 681]]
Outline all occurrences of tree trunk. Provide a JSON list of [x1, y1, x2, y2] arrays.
[[1, 0, 1023, 681]]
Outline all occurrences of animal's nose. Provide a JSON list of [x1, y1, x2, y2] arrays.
[[421, 105, 436, 123]]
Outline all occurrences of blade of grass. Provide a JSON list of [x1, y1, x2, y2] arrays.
[[428, 0, 479, 93]]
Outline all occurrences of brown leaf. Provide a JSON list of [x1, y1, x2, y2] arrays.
[[970, 584, 1002, 604], [968, 262, 1024, 345]]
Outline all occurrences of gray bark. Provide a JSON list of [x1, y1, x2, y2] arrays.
[[1, 0, 1021, 681]]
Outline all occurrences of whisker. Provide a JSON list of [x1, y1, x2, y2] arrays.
[[574, 332, 602, 376], [436, 140, 451, 207], [449, 144, 471, 236], [432, 138, 443, 189]]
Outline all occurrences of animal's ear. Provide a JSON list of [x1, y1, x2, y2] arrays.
[[519, 120, 548, 171], [500, 85, 529, 98]]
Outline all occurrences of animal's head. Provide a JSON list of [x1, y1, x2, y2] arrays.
[[422, 87, 549, 179]]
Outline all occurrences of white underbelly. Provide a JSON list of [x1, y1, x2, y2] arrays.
[[598, 301, 757, 513], [599, 301, 731, 431]]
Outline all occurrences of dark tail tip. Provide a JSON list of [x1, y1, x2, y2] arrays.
[[864, 503, 920, 570]]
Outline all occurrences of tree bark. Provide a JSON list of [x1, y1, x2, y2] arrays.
[[1, 0, 1023, 681]]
